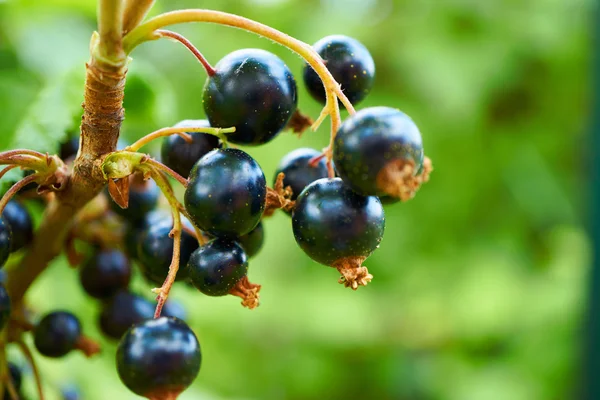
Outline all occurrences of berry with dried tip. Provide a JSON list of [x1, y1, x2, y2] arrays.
[[109, 175, 160, 224], [238, 221, 264, 259], [304, 35, 375, 105], [98, 291, 155, 340], [34, 311, 82, 358], [117, 317, 201, 399], [292, 178, 385, 289], [137, 220, 198, 284], [203, 49, 297, 145], [274, 148, 329, 202], [184, 148, 266, 238], [160, 119, 222, 178], [79, 249, 132, 299], [0, 283, 10, 331], [0, 218, 11, 268], [333, 107, 431, 200], [2, 200, 33, 252]]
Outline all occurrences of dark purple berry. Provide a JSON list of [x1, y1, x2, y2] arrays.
[[110, 177, 160, 224], [333, 107, 424, 197], [203, 49, 298, 145], [79, 249, 132, 299], [292, 178, 384, 289], [117, 317, 201, 398], [2, 200, 33, 252], [161, 119, 221, 178], [34, 311, 82, 358], [187, 238, 248, 296], [98, 291, 155, 340], [237, 221, 264, 259], [137, 220, 198, 284], [274, 148, 329, 202], [161, 300, 187, 321], [0, 218, 11, 268], [59, 137, 80, 161], [124, 210, 170, 260], [304, 35, 375, 105], [184, 148, 266, 238]]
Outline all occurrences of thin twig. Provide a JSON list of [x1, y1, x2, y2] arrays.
[[144, 158, 188, 187], [0, 165, 18, 181], [16, 339, 45, 400], [0, 174, 38, 215], [122, 0, 155, 35], [127, 126, 234, 152], [157, 30, 216, 76]]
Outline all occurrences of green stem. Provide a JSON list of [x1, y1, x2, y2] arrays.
[[127, 126, 233, 152], [97, 0, 126, 65], [122, 0, 155, 35]]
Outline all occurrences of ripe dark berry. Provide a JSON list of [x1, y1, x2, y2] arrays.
[[304, 35, 375, 105], [117, 317, 201, 399], [61, 385, 81, 400], [98, 291, 155, 340], [333, 107, 426, 200], [2, 200, 33, 252], [110, 175, 160, 224], [124, 210, 169, 260], [185, 148, 266, 238], [274, 148, 329, 202], [238, 221, 264, 259], [79, 249, 132, 299], [292, 178, 385, 289], [34, 311, 82, 358], [161, 300, 187, 321], [0, 218, 11, 267], [187, 238, 248, 296], [0, 284, 10, 331], [138, 220, 198, 284], [160, 119, 221, 178], [203, 49, 298, 145]]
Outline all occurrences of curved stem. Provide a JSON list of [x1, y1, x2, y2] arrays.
[[122, 0, 155, 35], [15, 339, 45, 400], [144, 158, 188, 187], [127, 126, 233, 152], [156, 30, 216, 76], [0, 174, 38, 214], [0, 165, 18, 180]]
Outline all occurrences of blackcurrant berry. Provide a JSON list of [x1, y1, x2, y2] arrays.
[[238, 221, 264, 259], [137, 220, 198, 284], [0, 284, 10, 331], [274, 148, 329, 202], [61, 385, 81, 400], [34, 311, 82, 358], [116, 317, 201, 399], [109, 175, 160, 224], [187, 238, 248, 296], [203, 49, 298, 145], [2, 200, 33, 252], [0, 218, 11, 268], [79, 249, 132, 299], [98, 291, 155, 340], [303, 35, 375, 105], [161, 300, 187, 321], [124, 210, 170, 260], [185, 148, 266, 238], [161, 119, 222, 178], [292, 178, 385, 289], [333, 107, 425, 199], [59, 137, 80, 161]]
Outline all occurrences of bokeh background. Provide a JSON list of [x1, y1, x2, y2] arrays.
[[0, 0, 593, 399]]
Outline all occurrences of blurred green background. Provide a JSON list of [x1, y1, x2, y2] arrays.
[[0, 0, 592, 399]]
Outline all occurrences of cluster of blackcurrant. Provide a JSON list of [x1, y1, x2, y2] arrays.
[[0, 16, 431, 398]]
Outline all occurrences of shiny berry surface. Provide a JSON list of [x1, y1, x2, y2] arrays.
[[0, 218, 11, 268], [2, 200, 33, 252], [238, 221, 264, 259], [303, 35, 375, 105], [99, 291, 155, 340], [184, 148, 266, 238], [116, 317, 201, 398], [275, 148, 329, 201], [333, 107, 424, 196], [79, 249, 132, 299], [161, 119, 221, 178], [187, 238, 248, 296], [203, 49, 297, 145], [138, 220, 198, 284], [292, 178, 385, 265], [34, 311, 81, 358]]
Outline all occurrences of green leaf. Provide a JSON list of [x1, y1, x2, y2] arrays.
[[5, 68, 84, 153]]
